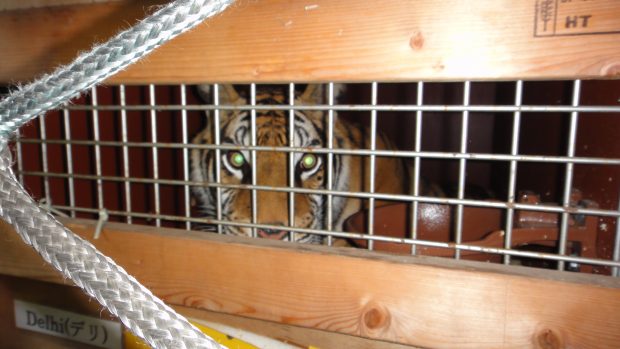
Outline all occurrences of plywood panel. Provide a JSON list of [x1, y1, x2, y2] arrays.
[[0, 218, 619, 348], [1, 0, 619, 83]]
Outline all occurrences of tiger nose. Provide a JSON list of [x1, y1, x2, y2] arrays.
[[257, 222, 288, 240]]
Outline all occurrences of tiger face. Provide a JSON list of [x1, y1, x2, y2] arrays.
[[191, 84, 408, 243], [191, 85, 333, 243]]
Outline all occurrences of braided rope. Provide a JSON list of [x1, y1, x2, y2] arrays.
[[0, 0, 233, 138], [0, 0, 236, 348], [0, 146, 223, 349]]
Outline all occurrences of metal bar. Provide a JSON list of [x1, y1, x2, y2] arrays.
[[13, 137, 619, 165], [180, 84, 191, 230], [503, 80, 523, 265], [21, 170, 620, 218], [62, 103, 620, 114], [149, 84, 161, 227], [558, 79, 581, 271], [38, 114, 51, 203], [213, 84, 223, 234], [613, 192, 620, 277], [20, 138, 620, 166], [288, 83, 296, 242], [454, 81, 470, 259], [119, 85, 132, 224], [367, 82, 378, 251], [326, 83, 335, 246], [250, 83, 258, 238], [62, 107, 76, 217], [411, 82, 423, 255], [46, 202, 620, 269], [91, 87, 104, 212]]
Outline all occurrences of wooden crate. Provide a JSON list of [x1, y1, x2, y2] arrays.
[[1, 1, 620, 348]]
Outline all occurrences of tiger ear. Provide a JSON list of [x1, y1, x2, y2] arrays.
[[196, 84, 247, 105], [297, 84, 346, 104], [297, 84, 322, 104]]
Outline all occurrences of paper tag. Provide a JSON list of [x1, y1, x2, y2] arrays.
[[14, 300, 121, 349]]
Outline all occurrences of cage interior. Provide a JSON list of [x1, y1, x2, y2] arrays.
[[8, 80, 620, 276]]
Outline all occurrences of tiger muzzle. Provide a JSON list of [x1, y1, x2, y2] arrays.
[[257, 223, 288, 240]]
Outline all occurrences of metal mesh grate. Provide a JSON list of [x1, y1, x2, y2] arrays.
[[10, 80, 620, 276]]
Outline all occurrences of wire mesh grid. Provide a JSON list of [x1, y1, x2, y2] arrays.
[[8, 80, 620, 276]]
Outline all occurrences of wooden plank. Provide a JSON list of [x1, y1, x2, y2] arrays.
[[0, 222, 67, 285], [0, 218, 619, 348], [1, 0, 620, 83], [176, 305, 420, 349], [0, 1, 166, 84], [0, 275, 414, 349]]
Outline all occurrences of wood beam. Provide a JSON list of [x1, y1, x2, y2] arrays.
[[0, 274, 418, 348], [1, 0, 619, 83]]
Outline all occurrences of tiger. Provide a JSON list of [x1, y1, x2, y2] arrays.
[[190, 84, 410, 243]]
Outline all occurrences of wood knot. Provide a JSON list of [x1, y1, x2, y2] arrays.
[[603, 63, 620, 77], [409, 32, 424, 50], [362, 304, 390, 331], [534, 328, 564, 349]]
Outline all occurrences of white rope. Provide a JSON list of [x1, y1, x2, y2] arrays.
[[0, 147, 223, 349], [0, 0, 236, 348], [0, 0, 233, 138]]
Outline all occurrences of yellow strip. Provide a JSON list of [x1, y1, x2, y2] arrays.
[[123, 322, 258, 349]]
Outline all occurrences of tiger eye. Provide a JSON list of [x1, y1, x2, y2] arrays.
[[228, 151, 245, 168], [301, 153, 317, 170]]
